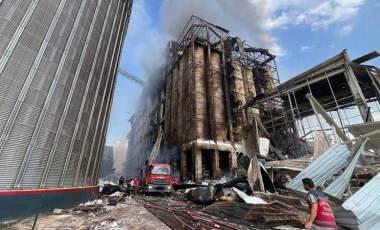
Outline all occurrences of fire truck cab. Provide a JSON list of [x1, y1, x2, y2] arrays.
[[141, 162, 172, 194]]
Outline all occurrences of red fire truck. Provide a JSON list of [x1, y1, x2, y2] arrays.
[[141, 162, 172, 194]]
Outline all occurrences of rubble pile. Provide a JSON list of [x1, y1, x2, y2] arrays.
[[204, 201, 308, 228], [170, 175, 308, 228], [73, 199, 104, 213], [245, 201, 308, 227]]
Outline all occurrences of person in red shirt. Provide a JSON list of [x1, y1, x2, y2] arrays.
[[302, 178, 337, 230], [133, 177, 139, 195]]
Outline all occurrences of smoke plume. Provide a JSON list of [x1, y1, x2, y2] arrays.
[[126, 0, 365, 81], [113, 140, 129, 174], [160, 0, 284, 56], [127, 0, 284, 82]]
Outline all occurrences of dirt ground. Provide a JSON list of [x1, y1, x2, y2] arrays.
[[2, 193, 307, 230], [3, 197, 170, 230]]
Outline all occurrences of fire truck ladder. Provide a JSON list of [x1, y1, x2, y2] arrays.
[[148, 129, 163, 163]]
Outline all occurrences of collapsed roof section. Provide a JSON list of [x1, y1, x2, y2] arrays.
[[244, 50, 380, 158]]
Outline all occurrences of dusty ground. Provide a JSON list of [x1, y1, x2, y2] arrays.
[[2, 193, 306, 230], [3, 197, 170, 230]]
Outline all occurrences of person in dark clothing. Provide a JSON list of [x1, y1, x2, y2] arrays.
[[126, 176, 131, 191], [118, 176, 124, 186]]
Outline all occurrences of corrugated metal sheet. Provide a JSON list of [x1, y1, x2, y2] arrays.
[[324, 139, 367, 198], [0, 0, 133, 189], [331, 205, 359, 230], [347, 121, 380, 150], [343, 173, 380, 230], [265, 159, 311, 171], [287, 143, 351, 192]]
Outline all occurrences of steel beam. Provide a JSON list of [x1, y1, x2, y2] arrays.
[[252, 116, 285, 160], [343, 52, 374, 122], [306, 93, 368, 165]]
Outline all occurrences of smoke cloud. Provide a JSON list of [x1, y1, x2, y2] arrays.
[[160, 0, 284, 56], [127, 0, 285, 82], [113, 140, 129, 174], [126, 0, 365, 81]]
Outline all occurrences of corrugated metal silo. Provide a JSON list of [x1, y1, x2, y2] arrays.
[[0, 0, 133, 190]]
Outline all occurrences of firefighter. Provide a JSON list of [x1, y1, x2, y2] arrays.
[[302, 178, 337, 230], [126, 176, 131, 191], [118, 175, 124, 186], [133, 177, 139, 195]]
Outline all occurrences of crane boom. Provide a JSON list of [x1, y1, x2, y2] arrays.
[[118, 68, 145, 86]]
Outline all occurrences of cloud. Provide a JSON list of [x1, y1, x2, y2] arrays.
[[267, 0, 364, 29], [340, 24, 354, 35], [300, 45, 314, 52], [328, 43, 336, 48]]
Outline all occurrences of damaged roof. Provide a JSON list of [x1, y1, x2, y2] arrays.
[[265, 159, 311, 171], [347, 121, 380, 150], [343, 173, 380, 229], [286, 143, 351, 192]]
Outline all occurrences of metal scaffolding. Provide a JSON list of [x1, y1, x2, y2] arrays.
[[244, 50, 380, 158]]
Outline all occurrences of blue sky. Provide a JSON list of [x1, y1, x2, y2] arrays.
[[105, 0, 380, 146]]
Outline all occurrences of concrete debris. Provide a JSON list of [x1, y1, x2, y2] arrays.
[[73, 205, 102, 213], [110, 221, 118, 228], [73, 199, 104, 213], [53, 209, 64, 215], [108, 196, 118, 206], [108, 191, 126, 205], [84, 199, 103, 206], [186, 186, 215, 204], [100, 184, 125, 195]]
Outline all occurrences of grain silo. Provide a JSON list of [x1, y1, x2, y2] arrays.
[[125, 16, 280, 182], [0, 0, 133, 220]]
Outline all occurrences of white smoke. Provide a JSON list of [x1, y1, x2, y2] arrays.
[[160, 0, 284, 56], [113, 140, 129, 174], [126, 0, 365, 80], [127, 0, 285, 82]]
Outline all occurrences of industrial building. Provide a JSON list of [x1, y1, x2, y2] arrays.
[[125, 15, 380, 183], [125, 16, 280, 181], [0, 0, 133, 220], [245, 50, 380, 159]]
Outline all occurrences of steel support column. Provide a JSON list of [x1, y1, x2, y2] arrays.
[[343, 52, 374, 122]]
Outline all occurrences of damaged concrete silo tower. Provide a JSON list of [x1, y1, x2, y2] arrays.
[[126, 16, 280, 182]]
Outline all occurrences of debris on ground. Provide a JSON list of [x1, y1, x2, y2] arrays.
[[204, 200, 308, 228], [4, 197, 170, 230], [185, 186, 215, 204]]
